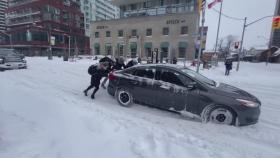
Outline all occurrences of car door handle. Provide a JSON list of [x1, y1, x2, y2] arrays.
[[160, 84, 170, 90], [130, 80, 139, 85]]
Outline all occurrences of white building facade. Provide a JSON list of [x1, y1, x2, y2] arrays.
[[80, 0, 119, 36], [90, 0, 200, 60]]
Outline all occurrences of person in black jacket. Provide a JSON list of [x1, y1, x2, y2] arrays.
[[113, 57, 126, 70], [225, 58, 233, 76], [126, 59, 138, 68], [99, 56, 115, 89], [84, 62, 108, 99]]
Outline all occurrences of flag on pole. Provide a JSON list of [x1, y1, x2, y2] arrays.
[[208, 0, 222, 9], [198, 0, 206, 13]]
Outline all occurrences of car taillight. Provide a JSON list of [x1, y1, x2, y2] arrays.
[[109, 72, 117, 81]]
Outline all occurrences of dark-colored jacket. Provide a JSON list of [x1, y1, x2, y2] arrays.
[[225, 60, 233, 70], [126, 60, 137, 68], [88, 65, 107, 85], [113, 62, 126, 70], [99, 57, 115, 72]]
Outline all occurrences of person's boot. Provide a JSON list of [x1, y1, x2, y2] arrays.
[[91, 94, 95, 99], [83, 90, 88, 96]]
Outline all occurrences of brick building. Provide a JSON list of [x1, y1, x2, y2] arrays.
[[0, 0, 90, 56]]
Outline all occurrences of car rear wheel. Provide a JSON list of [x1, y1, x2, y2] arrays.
[[209, 107, 236, 125], [116, 88, 133, 107]]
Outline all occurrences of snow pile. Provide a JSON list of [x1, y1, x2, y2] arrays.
[[0, 57, 280, 158]]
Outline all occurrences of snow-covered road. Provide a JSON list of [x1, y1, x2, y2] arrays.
[[0, 57, 280, 158]]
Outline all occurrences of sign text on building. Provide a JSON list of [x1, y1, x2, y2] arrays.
[[96, 26, 109, 30]]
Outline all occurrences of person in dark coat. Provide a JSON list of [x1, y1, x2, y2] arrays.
[[84, 63, 108, 99], [137, 57, 142, 64], [126, 59, 138, 68], [99, 56, 115, 89], [225, 58, 233, 76], [172, 57, 177, 64], [113, 57, 126, 70]]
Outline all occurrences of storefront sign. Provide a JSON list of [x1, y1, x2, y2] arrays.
[[96, 26, 109, 29], [166, 19, 186, 25]]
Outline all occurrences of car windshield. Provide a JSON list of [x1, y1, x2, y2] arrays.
[[181, 68, 216, 86]]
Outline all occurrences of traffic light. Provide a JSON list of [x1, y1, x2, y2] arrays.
[[272, 16, 280, 30]]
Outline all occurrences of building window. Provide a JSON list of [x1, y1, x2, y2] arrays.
[[163, 27, 169, 35], [130, 42, 137, 58], [178, 42, 188, 58], [95, 32, 99, 38], [179, 47, 186, 58], [131, 29, 137, 37], [130, 4, 137, 10], [118, 44, 124, 56], [181, 26, 188, 35], [144, 42, 152, 57], [94, 43, 100, 55], [105, 44, 112, 55], [146, 28, 152, 36], [160, 0, 164, 6], [118, 30, 124, 37], [106, 31, 111, 37]]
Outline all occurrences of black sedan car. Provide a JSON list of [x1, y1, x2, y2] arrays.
[[107, 64, 261, 126]]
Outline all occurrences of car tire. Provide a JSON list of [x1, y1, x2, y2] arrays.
[[116, 88, 133, 107], [208, 106, 236, 125]]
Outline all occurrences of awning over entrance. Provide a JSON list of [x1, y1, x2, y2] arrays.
[[105, 43, 112, 47], [160, 42, 169, 48], [130, 42, 137, 49], [178, 42, 188, 48], [144, 42, 152, 48], [117, 43, 125, 47], [94, 43, 100, 48]]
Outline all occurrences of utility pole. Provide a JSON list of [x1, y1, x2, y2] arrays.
[[48, 24, 53, 60], [236, 17, 247, 71], [9, 34, 12, 49], [236, 15, 273, 71], [214, 0, 223, 55], [196, 5, 206, 73]]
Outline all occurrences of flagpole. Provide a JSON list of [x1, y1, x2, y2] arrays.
[[214, 0, 223, 58], [196, 5, 206, 73]]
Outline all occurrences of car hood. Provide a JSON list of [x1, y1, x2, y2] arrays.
[[214, 83, 260, 103]]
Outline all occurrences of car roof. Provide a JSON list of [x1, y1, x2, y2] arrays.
[[133, 64, 187, 71]]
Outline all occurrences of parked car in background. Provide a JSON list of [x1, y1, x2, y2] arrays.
[[0, 49, 27, 71], [107, 64, 261, 126]]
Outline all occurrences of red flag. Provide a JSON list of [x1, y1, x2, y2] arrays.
[[208, 0, 222, 9]]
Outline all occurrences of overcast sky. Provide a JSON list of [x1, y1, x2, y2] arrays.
[[205, 0, 277, 50]]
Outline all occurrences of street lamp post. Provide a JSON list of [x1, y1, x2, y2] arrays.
[[236, 15, 274, 71], [236, 17, 247, 71], [68, 35, 71, 58]]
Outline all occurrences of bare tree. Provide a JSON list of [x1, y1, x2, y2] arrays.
[[218, 35, 238, 58]]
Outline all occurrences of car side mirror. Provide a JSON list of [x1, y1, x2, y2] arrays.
[[186, 82, 197, 90]]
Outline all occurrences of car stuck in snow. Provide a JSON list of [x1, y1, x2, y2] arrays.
[[107, 64, 261, 126]]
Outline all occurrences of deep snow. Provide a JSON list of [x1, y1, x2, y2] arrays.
[[0, 57, 280, 158]]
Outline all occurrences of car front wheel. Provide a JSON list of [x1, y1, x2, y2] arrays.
[[116, 88, 133, 107], [209, 107, 236, 125]]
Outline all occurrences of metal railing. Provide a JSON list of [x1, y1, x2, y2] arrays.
[[122, 4, 195, 18], [9, 0, 39, 7]]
